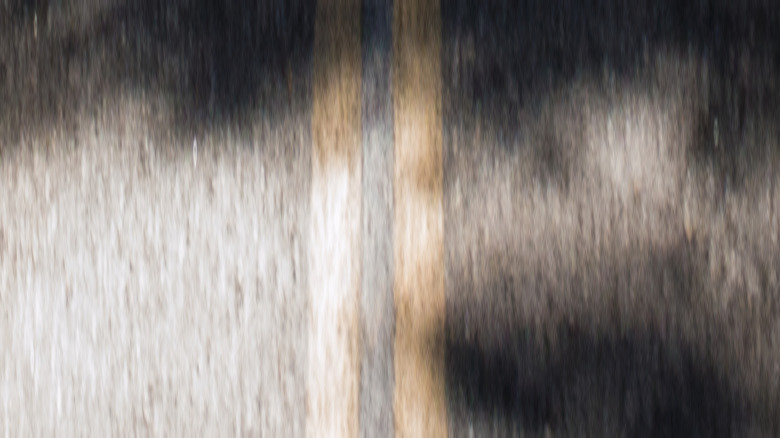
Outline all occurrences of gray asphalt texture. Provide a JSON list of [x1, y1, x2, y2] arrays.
[[360, 0, 395, 436], [442, 1, 780, 435]]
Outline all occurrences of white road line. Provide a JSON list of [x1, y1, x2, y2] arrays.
[[308, 1, 362, 436]]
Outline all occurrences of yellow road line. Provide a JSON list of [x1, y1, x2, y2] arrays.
[[392, 1, 446, 436], [308, 1, 362, 436]]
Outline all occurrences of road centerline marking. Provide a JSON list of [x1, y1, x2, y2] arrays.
[[393, 0, 446, 436]]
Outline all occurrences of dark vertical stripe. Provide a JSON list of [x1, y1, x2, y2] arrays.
[[360, 0, 395, 436]]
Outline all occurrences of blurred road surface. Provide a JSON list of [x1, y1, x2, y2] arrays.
[[1, 0, 780, 435]]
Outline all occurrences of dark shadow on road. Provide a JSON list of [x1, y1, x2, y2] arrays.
[[441, 0, 780, 192], [439, 6, 780, 429], [443, 233, 780, 435], [448, 325, 742, 436], [0, 0, 316, 148]]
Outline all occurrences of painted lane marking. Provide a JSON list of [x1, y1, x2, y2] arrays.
[[308, 0, 362, 436], [393, 0, 446, 436]]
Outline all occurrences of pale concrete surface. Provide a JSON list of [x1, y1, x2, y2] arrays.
[[0, 100, 311, 436]]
